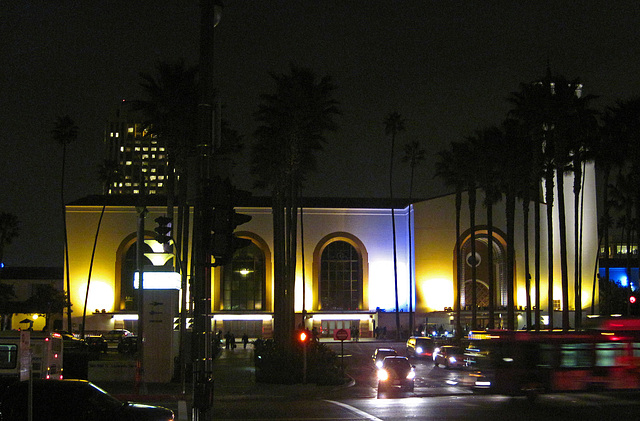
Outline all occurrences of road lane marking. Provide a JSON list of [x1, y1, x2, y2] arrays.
[[323, 400, 383, 421]]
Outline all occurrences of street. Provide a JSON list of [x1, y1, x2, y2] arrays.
[[132, 341, 640, 420]]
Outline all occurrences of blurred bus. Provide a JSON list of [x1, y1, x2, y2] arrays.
[[465, 318, 640, 400]]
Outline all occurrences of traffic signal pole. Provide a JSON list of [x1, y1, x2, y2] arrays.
[[191, 1, 220, 419]]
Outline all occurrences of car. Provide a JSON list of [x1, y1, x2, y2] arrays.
[[0, 379, 174, 420], [85, 335, 108, 353], [376, 356, 415, 397], [433, 345, 466, 368], [55, 331, 88, 352], [118, 335, 138, 354], [405, 336, 436, 358], [372, 347, 398, 368], [104, 329, 133, 343]]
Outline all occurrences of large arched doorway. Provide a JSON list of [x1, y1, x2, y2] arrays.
[[458, 228, 508, 311]]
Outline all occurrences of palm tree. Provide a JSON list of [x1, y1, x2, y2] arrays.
[[251, 64, 340, 349], [435, 142, 467, 336], [402, 140, 426, 335], [81, 160, 121, 338], [462, 135, 479, 328], [52, 115, 78, 332], [384, 111, 405, 339], [473, 127, 503, 329]]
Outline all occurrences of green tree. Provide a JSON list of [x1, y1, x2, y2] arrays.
[[251, 64, 340, 350], [52, 115, 78, 332], [26, 284, 69, 332], [384, 111, 405, 339]]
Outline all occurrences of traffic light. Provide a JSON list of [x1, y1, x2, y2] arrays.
[[154, 216, 172, 244], [210, 178, 253, 267], [297, 329, 310, 345]]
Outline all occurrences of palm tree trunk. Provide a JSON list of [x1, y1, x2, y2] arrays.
[[469, 186, 477, 329], [535, 185, 542, 330], [455, 187, 463, 336], [389, 132, 401, 339], [523, 199, 532, 329], [557, 167, 570, 330], [506, 191, 516, 330], [487, 202, 495, 329], [272, 188, 288, 348], [545, 171, 555, 330], [61, 144, 73, 332], [81, 205, 106, 338]]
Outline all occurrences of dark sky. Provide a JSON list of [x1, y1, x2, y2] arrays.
[[2, 1, 640, 267]]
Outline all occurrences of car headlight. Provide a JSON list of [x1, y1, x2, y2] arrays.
[[449, 356, 457, 364], [416, 346, 423, 354], [406, 369, 416, 380], [377, 369, 389, 381], [376, 360, 384, 368]]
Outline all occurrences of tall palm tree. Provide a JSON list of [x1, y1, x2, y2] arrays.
[[81, 160, 121, 338], [384, 111, 405, 339], [462, 135, 479, 328], [402, 140, 426, 335], [52, 115, 78, 332], [251, 64, 340, 349], [509, 71, 592, 330], [474, 127, 503, 329], [435, 142, 467, 336]]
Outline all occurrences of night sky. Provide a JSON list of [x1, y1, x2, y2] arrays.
[[2, 1, 640, 267]]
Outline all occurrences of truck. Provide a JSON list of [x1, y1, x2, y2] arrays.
[[0, 330, 63, 388]]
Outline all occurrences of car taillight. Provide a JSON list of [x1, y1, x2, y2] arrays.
[[377, 369, 389, 381]]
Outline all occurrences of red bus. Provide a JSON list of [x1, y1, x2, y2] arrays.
[[465, 318, 640, 399]]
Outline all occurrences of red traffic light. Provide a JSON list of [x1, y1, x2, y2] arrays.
[[630, 296, 637, 304], [299, 331, 308, 342]]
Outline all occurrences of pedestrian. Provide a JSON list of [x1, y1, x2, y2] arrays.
[[230, 333, 236, 349], [242, 333, 249, 349], [224, 331, 231, 350]]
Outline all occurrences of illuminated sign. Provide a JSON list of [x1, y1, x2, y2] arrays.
[[134, 272, 181, 290]]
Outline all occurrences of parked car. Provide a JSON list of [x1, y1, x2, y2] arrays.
[[118, 335, 138, 354], [433, 345, 466, 369], [0, 379, 174, 420], [376, 356, 415, 397], [55, 331, 88, 352], [104, 329, 133, 343], [85, 335, 108, 353], [372, 347, 397, 368], [405, 336, 436, 359]]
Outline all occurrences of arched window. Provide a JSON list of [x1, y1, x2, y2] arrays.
[[320, 240, 362, 311], [222, 241, 265, 311], [120, 242, 153, 311], [458, 230, 507, 309]]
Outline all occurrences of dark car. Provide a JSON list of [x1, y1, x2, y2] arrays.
[[104, 329, 133, 343], [55, 331, 88, 352], [118, 335, 138, 354], [433, 345, 466, 368], [0, 379, 174, 420], [405, 336, 436, 358], [86, 335, 108, 353], [376, 356, 415, 397], [372, 347, 398, 368]]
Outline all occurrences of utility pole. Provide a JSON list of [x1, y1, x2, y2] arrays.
[[191, 1, 222, 419]]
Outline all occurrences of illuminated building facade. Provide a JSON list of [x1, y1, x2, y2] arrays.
[[64, 164, 599, 338]]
